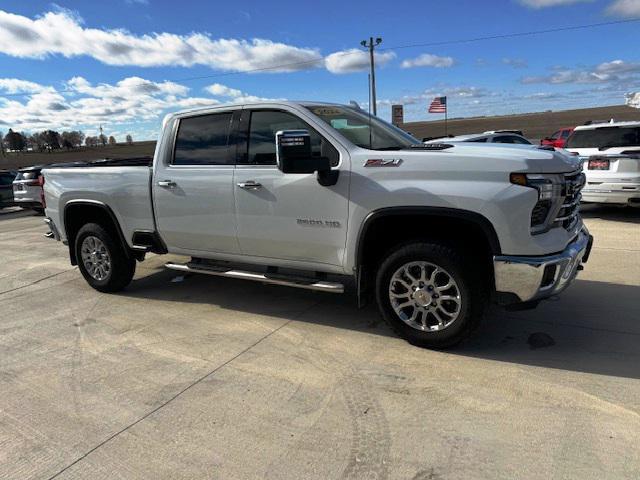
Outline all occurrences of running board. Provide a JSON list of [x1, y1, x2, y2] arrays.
[[164, 262, 344, 294]]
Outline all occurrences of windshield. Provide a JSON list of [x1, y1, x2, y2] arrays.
[[305, 105, 421, 150], [565, 126, 640, 149]]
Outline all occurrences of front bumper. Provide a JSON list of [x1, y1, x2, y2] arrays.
[[493, 227, 593, 303]]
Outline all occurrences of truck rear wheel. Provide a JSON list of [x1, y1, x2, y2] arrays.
[[75, 222, 136, 293], [375, 242, 484, 349]]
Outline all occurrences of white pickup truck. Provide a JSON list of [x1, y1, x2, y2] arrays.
[[42, 101, 593, 348]]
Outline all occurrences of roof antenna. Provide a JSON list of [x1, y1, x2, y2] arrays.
[[368, 73, 373, 150]]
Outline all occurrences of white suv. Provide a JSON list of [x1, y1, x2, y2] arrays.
[[564, 120, 640, 206], [425, 131, 532, 145]]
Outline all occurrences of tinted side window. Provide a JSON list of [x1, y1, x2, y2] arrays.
[[561, 130, 571, 139], [173, 113, 233, 165], [1, 174, 14, 186], [468, 137, 487, 143], [246, 110, 338, 166], [494, 135, 530, 144], [565, 127, 640, 148]]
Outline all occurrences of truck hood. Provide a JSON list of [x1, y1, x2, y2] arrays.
[[400, 143, 582, 173]]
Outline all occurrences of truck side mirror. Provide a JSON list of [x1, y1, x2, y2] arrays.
[[276, 130, 329, 174]]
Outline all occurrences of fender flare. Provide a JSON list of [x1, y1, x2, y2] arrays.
[[355, 206, 502, 269], [63, 199, 131, 265]]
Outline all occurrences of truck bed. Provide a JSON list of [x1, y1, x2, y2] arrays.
[[42, 159, 156, 247], [46, 156, 153, 169]]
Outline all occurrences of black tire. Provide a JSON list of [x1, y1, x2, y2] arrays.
[[375, 242, 485, 349], [75, 222, 136, 293], [32, 207, 44, 215]]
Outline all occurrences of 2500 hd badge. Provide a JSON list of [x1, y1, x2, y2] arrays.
[[297, 218, 342, 228]]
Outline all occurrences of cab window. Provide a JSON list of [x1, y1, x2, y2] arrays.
[[244, 110, 338, 166], [173, 112, 234, 165]]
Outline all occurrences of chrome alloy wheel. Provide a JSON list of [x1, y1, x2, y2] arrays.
[[80, 236, 111, 281], [388, 261, 462, 331]]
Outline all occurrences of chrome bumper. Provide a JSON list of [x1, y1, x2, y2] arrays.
[[494, 227, 593, 303]]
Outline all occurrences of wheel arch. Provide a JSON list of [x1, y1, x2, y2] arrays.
[[354, 206, 501, 306], [63, 200, 131, 265]]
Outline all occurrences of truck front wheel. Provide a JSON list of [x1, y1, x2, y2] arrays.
[[75, 222, 136, 293], [375, 242, 484, 349]]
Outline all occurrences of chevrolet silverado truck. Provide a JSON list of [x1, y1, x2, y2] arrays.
[[42, 102, 593, 348]]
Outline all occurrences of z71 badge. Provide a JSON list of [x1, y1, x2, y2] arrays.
[[364, 158, 403, 167]]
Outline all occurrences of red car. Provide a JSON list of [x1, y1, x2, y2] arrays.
[[540, 127, 574, 148]]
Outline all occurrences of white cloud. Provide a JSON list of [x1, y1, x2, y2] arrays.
[[203, 83, 282, 103], [517, 0, 592, 8], [606, 0, 640, 16], [324, 48, 395, 74], [401, 54, 454, 69], [502, 58, 528, 69], [205, 83, 244, 97], [0, 9, 323, 72], [521, 59, 640, 85], [0, 78, 52, 94], [0, 76, 282, 135], [626, 91, 640, 108]]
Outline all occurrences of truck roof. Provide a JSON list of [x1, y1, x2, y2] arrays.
[[574, 120, 640, 130], [168, 100, 350, 118]]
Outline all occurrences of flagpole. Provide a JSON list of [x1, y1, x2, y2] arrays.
[[444, 109, 448, 136], [444, 96, 448, 136]]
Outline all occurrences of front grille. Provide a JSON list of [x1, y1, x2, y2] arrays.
[[554, 170, 585, 231]]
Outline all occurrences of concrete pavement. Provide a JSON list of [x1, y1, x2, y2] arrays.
[[0, 205, 638, 479]]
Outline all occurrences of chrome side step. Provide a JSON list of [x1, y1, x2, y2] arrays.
[[165, 262, 344, 294]]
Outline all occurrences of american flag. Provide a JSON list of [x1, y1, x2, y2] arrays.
[[428, 96, 447, 113]]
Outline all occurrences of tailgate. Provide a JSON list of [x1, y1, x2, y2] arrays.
[[584, 154, 640, 181]]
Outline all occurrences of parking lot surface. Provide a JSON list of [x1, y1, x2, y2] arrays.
[[1, 206, 639, 480]]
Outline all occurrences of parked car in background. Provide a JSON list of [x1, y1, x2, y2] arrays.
[[12, 166, 44, 214], [425, 131, 532, 145], [0, 170, 18, 209], [541, 127, 574, 149], [564, 120, 640, 206]]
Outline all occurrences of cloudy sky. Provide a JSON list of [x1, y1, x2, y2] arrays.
[[0, 0, 638, 141]]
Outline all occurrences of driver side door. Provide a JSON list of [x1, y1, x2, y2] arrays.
[[233, 108, 350, 269]]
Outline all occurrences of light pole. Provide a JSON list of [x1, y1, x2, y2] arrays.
[[361, 37, 382, 116]]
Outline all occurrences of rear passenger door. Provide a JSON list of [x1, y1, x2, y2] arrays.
[[153, 109, 240, 255]]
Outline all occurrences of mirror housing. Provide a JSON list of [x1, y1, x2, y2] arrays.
[[276, 130, 330, 174], [275, 129, 339, 186]]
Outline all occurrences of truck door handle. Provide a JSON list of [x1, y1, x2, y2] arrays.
[[237, 181, 262, 190], [157, 180, 177, 188]]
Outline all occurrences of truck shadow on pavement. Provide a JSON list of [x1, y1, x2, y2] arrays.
[[121, 266, 640, 380]]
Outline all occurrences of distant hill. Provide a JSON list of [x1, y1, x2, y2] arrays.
[[402, 104, 640, 141], [0, 141, 156, 170], [2, 104, 640, 170]]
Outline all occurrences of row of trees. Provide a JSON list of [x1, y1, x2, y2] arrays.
[[0, 128, 134, 154]]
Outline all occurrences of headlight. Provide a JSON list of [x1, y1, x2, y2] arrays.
[[510, 173, 565, 234]]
